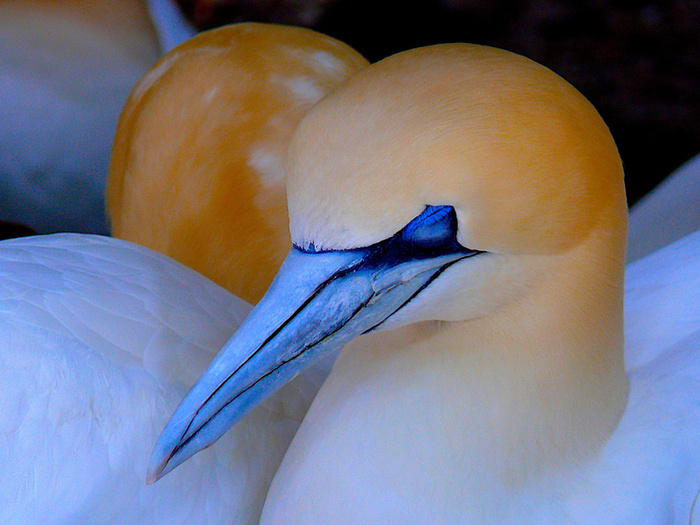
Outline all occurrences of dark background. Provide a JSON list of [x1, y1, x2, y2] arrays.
[[175, 0, 700, 206]]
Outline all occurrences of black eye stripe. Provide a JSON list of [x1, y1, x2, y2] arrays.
[[296, 205, 481, 260]]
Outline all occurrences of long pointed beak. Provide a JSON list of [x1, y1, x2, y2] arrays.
[[147, 241, 477, 482]]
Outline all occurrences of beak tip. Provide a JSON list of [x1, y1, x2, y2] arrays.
[[145, 461, 165, 485], [145, 472, 158, 486], [146, 444, 174, 485]]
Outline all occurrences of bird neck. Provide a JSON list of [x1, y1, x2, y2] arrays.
[[347, 231, 629, 477]]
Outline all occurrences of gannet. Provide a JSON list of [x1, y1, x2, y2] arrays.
[[108, 22, 368, 303], [149, 44, 700, 523]]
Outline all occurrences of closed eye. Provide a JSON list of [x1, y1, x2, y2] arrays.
[[397, 205, 469, 256]]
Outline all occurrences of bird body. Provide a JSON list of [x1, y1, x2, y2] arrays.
[[628, 152, 700, 262], [0, 23, 369, 523], [0, 234, 323, 523], [3, 229, 698, 523]]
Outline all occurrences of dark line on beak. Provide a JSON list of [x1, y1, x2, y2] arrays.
[[362, 252, 478, 334], [168, 257, 366, 466], [165, 287, 377, 465]]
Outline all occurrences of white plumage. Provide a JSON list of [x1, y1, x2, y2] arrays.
[[628, 152, 700, 262], [0, 0, 193, 235], [0, 234, 323, 524]]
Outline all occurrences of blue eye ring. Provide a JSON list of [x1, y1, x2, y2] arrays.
[[402, 205, 453, 240], [399, 205, 462, 253]]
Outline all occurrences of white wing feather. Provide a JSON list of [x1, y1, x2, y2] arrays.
[[0, 234, 322, 524]]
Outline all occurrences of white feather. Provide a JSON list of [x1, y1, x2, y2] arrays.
[[0, 234, 324, 524]]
